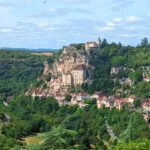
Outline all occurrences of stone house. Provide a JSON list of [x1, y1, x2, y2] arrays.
[[85, 42, 99, 51], [74, 92, 90, 102], [62, 73, 72, 86], [106, 96, 116, 108], [115, 98, 128, 110], [96, 94, 129, 110], [110, 67, 120, 75], [71, 65, 88, 85], [48, 79, 62, 91], [119, 78, 133, 86], [97, 95, 107, 108], [142, 102, 150, 111], [143, 76, 150, 82], [128, 95, 136, 104], [110, 66, 128, 75]]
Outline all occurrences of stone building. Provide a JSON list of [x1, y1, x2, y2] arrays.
[[110, 67, 120, 75], [85, 38, 101, 52], [143, 76, 150, 82], [62, 73, 72, 85], [85, 42, 99, 53], [142, 102, 150, 111], [72, 64, 88, 85]]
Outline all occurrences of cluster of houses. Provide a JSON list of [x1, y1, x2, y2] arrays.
[[72, 91, 149, 111], [71, 92, 150, 126], [26, 39, 150, 126], [28, 87, 150, 113], [29, 88, 150, 126]]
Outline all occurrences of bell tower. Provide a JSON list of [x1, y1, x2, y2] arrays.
[[98, 37, 102, 49]]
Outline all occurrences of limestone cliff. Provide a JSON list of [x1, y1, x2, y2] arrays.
[[27, 40, 100, 101]]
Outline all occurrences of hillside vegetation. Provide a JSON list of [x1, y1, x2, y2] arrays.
[[0, 50, 54, 101], [82, 38, 150, 98], [0, 39, 150, 150]]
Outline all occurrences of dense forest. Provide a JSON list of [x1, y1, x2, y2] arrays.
[[0, 96, 149, 150], [0, 50, 54, 101], [0, 39, 150, 150]]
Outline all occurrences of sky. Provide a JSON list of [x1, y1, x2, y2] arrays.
[[0, 0, 150, 49]]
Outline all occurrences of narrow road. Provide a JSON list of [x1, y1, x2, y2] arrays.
[[105, 120, 118, 140]]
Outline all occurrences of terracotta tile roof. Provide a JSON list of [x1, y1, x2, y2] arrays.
[[143, 102, 150, 107], [75, 92, 88, 97], [73, 64, 86, 71], [86, 42, 98, 45]]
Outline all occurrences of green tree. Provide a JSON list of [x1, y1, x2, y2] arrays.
[[41, 126, 77, 149], [120, 112, 149, 142], [115, 139, 150, 150], [135, 82, 150, 98], [129, 69, 143, 82], [65, 95, 72, 102], [133, 99, 141, 108], [111, 56, 126, 66], [141, 37, 149, 46], [101, 38, 108, 48]]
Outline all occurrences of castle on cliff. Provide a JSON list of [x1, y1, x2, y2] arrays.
[[27, 39, 101, 103], [44, 39, 101, 89]]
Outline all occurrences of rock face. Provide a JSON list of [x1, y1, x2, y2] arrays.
[[53, 51, 88, 86], [43, 61, 50, 76], [27, 40, 100, 103]]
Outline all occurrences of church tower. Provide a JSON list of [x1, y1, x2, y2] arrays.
[[98, 37, 102, 49]]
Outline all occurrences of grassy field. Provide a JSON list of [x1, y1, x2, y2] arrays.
[[23, 134, 43, 145], [31, 52, 53, 57]]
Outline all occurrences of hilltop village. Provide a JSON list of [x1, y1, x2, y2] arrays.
[[27, 40, 101, 105], [26, 39, 150, 122]]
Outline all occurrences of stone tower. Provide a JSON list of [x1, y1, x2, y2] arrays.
[[98, 37, 102, 49]]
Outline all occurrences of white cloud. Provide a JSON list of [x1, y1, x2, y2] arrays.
[[99, 17, 124, 32], [126, 16, 141, 22], [106, 17, 124, 28], [99, 15, 142, 33], [107, 22, 116, 27], [113, 17, 123, 23]]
